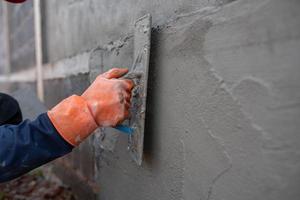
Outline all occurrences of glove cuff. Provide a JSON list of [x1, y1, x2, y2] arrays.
[[47, 95, 98, 146]]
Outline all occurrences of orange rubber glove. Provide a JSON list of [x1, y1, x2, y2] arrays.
[[47, 68, 134, 146]]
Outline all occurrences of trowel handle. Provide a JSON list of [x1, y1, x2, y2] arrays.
[[114, 124, 134, 135]]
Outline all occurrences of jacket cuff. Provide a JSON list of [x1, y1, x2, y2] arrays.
[[47, 95, 97, 146]]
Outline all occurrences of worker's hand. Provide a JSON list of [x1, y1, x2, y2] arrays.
[[48, 68, 134, 146], [82, 68, 134, 127]]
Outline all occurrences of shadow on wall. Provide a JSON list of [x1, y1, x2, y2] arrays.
[[143, 27, 160, 166]]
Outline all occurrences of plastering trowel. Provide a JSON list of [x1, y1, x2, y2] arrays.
[[10, 15, 151, 166], [114, 14, 151, 165]]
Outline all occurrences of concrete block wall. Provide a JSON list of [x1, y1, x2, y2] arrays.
[[1, 0, 300, 199]]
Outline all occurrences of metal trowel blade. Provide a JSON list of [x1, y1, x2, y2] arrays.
[[126, 14, 151, 165]]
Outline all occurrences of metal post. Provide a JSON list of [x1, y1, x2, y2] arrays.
[[2, 2, 11, 75], [33, 0, 44, 101]]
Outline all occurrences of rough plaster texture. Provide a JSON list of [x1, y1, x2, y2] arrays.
[[1, 0, 300, 199], [87, 0, 300, 199]]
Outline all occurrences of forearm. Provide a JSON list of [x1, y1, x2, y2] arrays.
[[0, 113, 73, 183], [0, 68, 133, 183]]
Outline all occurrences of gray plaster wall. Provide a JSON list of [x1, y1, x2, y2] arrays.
[[3, 0, 300, 199], [87, 1, 300, 199]]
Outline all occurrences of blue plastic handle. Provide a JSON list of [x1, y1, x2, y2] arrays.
[[114, 124, 134, 135]]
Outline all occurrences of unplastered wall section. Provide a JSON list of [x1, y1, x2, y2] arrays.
[[40, 0, 300, 199]]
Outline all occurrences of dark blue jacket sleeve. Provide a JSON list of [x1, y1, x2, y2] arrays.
[[0, 113, 73, 183]]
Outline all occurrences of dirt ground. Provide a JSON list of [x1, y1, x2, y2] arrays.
[[0, 170, 75, 200]]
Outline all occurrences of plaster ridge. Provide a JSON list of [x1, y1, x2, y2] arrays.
[[208, 67, 271, 151], [92, 34, 133, 53], [162, 6, 220, 31], [165, 0, 241, 28], [205, 128, 233, 200], [180, 139, 186, 200], [197, 109, 232, 200], [174, 6, 220, 21], [230, 76, 273, 93]]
